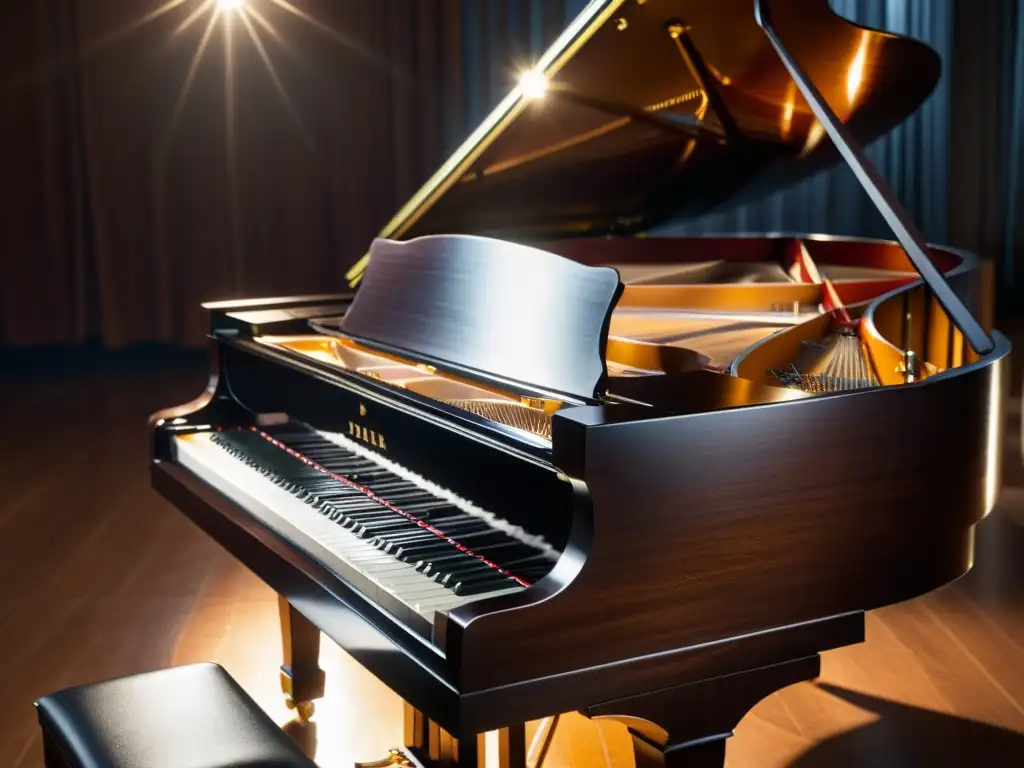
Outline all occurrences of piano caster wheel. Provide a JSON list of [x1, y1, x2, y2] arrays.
[[355, 749, 419, 767], [285, 697, 315, 722]]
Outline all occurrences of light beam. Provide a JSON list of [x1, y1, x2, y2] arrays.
[[519, 69, 549, 100]]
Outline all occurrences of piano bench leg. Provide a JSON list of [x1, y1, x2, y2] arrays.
[[588, 655, 821, 768], [278, 595, 326, 721]]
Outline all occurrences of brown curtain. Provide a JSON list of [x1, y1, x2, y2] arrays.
[[1, 0, 89, 347], [1, 0, 463, 348]]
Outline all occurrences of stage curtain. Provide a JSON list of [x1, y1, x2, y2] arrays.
[[0, 0, 463, 347], [2, 0, 1021, 348]]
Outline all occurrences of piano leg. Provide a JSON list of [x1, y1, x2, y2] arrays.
[[384, 703, 526, 768], [278, 595, 326, 721], [588, 655, 821, 768], [495, 723, 527, 767]]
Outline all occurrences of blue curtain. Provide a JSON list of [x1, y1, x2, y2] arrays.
[[454, 0, 580, 154], [455, 1, 1024, 307], [947, 0, 1024, 307], [1010, 7, 1024, 297]]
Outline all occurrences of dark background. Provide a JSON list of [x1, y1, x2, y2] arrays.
[[1, 0, 1022, 350], [1, 5, 1024, 766]]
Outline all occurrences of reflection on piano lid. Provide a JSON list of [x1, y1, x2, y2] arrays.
[[349, 0, 941, 260]]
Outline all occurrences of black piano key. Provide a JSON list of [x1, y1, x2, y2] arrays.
[[325, 500, 383, 514], [446, 530, 512, 548], [353, 520, 425, 537], [394, 541, 461, 561], [496, 552, 555, 569], [452, 572, 521, 596], [418, 528, 522, 553], [415, 545, 517, 570], [363, 480, 420, 494], [212, 426, 557, 591], [384, 511, 483, 530], [312, 490, 370, 503], [345, 469, 393, 482], [438, 544, 536, 573], [335, 509, 406, 523], [380, 536, 444, 555], [298, 451, 369, 467], [398, 516, 491, 536], [325, 497, 408, 514], [345, 515, 420, 534], [307, 487, 364, 503], [340, 512, 427, 532], [422, 548, 552, 586], [369, 492, 434, 506], [385, 528, 487, 552], [434, 558, 504, 580], [435, 567, 495, 587]]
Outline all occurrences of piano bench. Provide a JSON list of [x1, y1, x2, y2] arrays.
[[34, 662, 319, 768]]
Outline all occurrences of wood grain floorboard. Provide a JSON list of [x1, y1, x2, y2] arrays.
[[1, 347, 1023, 767]]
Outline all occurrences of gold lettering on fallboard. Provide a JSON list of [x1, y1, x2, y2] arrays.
[[348, 419, 387, 451]]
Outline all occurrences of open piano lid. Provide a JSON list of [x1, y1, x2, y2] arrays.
[[332, 0, 992, 401], [346, 0, 940, 271]]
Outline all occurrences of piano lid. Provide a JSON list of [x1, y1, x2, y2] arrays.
[[347, 0, 939, 284]]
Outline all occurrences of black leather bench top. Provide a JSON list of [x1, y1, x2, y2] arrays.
[[35, 662, 318, 768]]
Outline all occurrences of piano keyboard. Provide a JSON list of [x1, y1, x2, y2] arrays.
[[171, 424, 557, 639]]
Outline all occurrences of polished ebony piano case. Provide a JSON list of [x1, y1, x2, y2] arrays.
[[150, 2, 1010, 766]]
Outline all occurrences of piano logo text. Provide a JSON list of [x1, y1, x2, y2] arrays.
[[349, 421, 386, 450]]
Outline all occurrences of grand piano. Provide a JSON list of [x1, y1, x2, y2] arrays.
[[149, 1, 1010, 766]]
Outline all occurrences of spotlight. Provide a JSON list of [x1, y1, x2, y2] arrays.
[[219, 0, 245, 11], [519, 69, 548, 100]]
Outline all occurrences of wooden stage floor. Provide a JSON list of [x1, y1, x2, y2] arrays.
[[2, 346, 1023, 767]]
